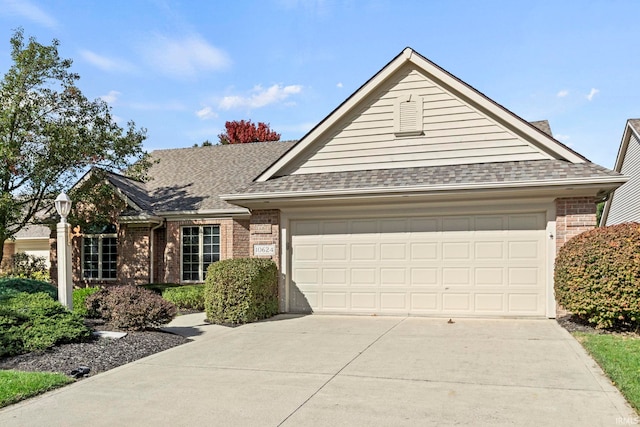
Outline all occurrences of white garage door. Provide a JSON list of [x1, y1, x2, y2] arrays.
[[289, 213, 547, 316], [15, 239, 51, 268]]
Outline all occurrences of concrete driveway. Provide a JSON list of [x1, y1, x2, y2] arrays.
[[0, 315, 636, 426]]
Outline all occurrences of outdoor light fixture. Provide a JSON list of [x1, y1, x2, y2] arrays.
[[54, 192, 72, 223], [55, 192, 73, 309]]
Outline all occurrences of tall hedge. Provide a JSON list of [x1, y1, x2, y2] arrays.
[[204, 258, 278, 325], [555, 222, 640, 329]]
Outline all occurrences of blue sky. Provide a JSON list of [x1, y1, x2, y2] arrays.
[[1, 0, 638, 169]]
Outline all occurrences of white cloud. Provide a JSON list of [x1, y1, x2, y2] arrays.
[[1, 0, 57, 29], [195, 106, 218, 120], [336, 82, 343, 88], [143, 34, 230, 78], [555, 134, 570, 142], [219, 84, 303, 110], [556, 89, 568, 98], [100, 90, 121, 104], [80, 50, 134, 73], [587, 88, 599, 101]]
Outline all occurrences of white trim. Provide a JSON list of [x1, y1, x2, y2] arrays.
[[546, 203, 557, 318], [222, 176, 627, 203], [179, 224, 221, 283]]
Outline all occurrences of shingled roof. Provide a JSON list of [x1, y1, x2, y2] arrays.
[[106, 141, 295, 214], [229, 159, 622, 196]]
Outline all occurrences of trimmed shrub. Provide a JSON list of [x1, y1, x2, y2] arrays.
[[72, 287, 100, 317], [85, 285, 177, 331], [162, 285, 205, 311], [555, 222, 640, 329], [0, 277, 57, 301], [204, 258, 278, 325], [0, 292, 90, 357]]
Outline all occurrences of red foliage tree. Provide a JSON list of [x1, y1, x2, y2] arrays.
[[218, 120, 281, 144]]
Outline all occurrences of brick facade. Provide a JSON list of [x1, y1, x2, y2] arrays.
[[555, 197, 598, 252], [249, 210, 281, 266]]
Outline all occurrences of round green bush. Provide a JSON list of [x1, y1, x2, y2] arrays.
[[0, 292, 90, 357], [204, 258, 278, 325], [555, 222, 640, 329]]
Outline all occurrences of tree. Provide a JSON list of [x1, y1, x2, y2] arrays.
[[0, 29, 148, 262], [217, 120, 280, 144]]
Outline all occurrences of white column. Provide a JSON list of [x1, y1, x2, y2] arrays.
[[57, 221, 73, 310]]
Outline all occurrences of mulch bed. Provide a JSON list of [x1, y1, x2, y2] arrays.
[[0, 318, 190, 378]]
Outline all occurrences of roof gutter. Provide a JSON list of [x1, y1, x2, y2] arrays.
[[221, 176, 628, 203]]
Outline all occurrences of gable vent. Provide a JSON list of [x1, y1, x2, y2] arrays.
[[395, 94, 423, 136]]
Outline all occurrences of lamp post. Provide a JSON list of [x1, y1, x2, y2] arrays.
[[55, 192, 73, 310]]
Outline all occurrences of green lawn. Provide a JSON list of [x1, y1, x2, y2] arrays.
[[0, 370, 72, 408], [574, 332, 640, 412]]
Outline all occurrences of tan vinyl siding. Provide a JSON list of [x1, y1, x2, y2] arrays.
[[289, 65, 550, 175], [606, 132, 640, 225]]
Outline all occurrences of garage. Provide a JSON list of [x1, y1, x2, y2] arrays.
[[289, 212, 547, 316]]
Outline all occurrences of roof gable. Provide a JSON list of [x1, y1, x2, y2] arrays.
[[601, 119, 640, 225], [257, 48, 585, 181]]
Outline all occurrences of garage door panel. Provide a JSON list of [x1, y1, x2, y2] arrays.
[[475, 241, 504, 259], [442, 293, 471, 311], [351, 268, 376, 285], [475, 293, 505, 311], [351, 293, 377, 310], [508, 241, 541, 259], [290, 212, 546, 317], [410, 268, 438, 285], [380, 293, 407, 310], [410, 293, 439, 310], [442, 242, 470, 259], [410, 242, 438, 260], [380, 243, 406, 260], [475, 267, 504, 286]]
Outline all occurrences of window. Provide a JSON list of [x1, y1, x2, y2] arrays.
[[394, 94, 423, 136], [182, 225, 220, 282], [82, 224, 117, 280]]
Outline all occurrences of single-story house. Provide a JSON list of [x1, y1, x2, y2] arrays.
[[52, 47, 626, 318], [600, 119, 640, 225]]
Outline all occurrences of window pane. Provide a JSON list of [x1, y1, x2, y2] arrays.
[[83, 237, 99, 279]]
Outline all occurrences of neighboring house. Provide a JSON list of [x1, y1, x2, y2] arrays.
[[600, 119, 640, 225], [2, 224, 52, 270], [53, 47, 626, 318]]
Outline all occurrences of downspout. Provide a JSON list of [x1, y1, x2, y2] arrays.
[[149, 220, 164, 284]]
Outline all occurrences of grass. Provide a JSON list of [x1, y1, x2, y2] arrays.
[[0, 370, 73, 408], [574, 332, 640, 412]]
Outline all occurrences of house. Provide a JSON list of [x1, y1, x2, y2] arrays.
[[1, 224, 52, 271], [53, 47, 626, 318], [600, 119, 640, 225]]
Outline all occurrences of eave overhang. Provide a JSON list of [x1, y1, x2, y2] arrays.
[[222, 176, 627, 209]]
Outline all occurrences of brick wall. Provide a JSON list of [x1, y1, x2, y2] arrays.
[[117, 225, 150, 285], [249, 210, 280, 266], [555, 197, 597, 252]]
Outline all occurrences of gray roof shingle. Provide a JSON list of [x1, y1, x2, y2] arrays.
[[107, 141, 295, 213], [231, 160, 622, 195], [628, 119, 640, 134]]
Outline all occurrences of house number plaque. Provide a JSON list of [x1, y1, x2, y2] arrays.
[[254, 244, 276, 256]]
